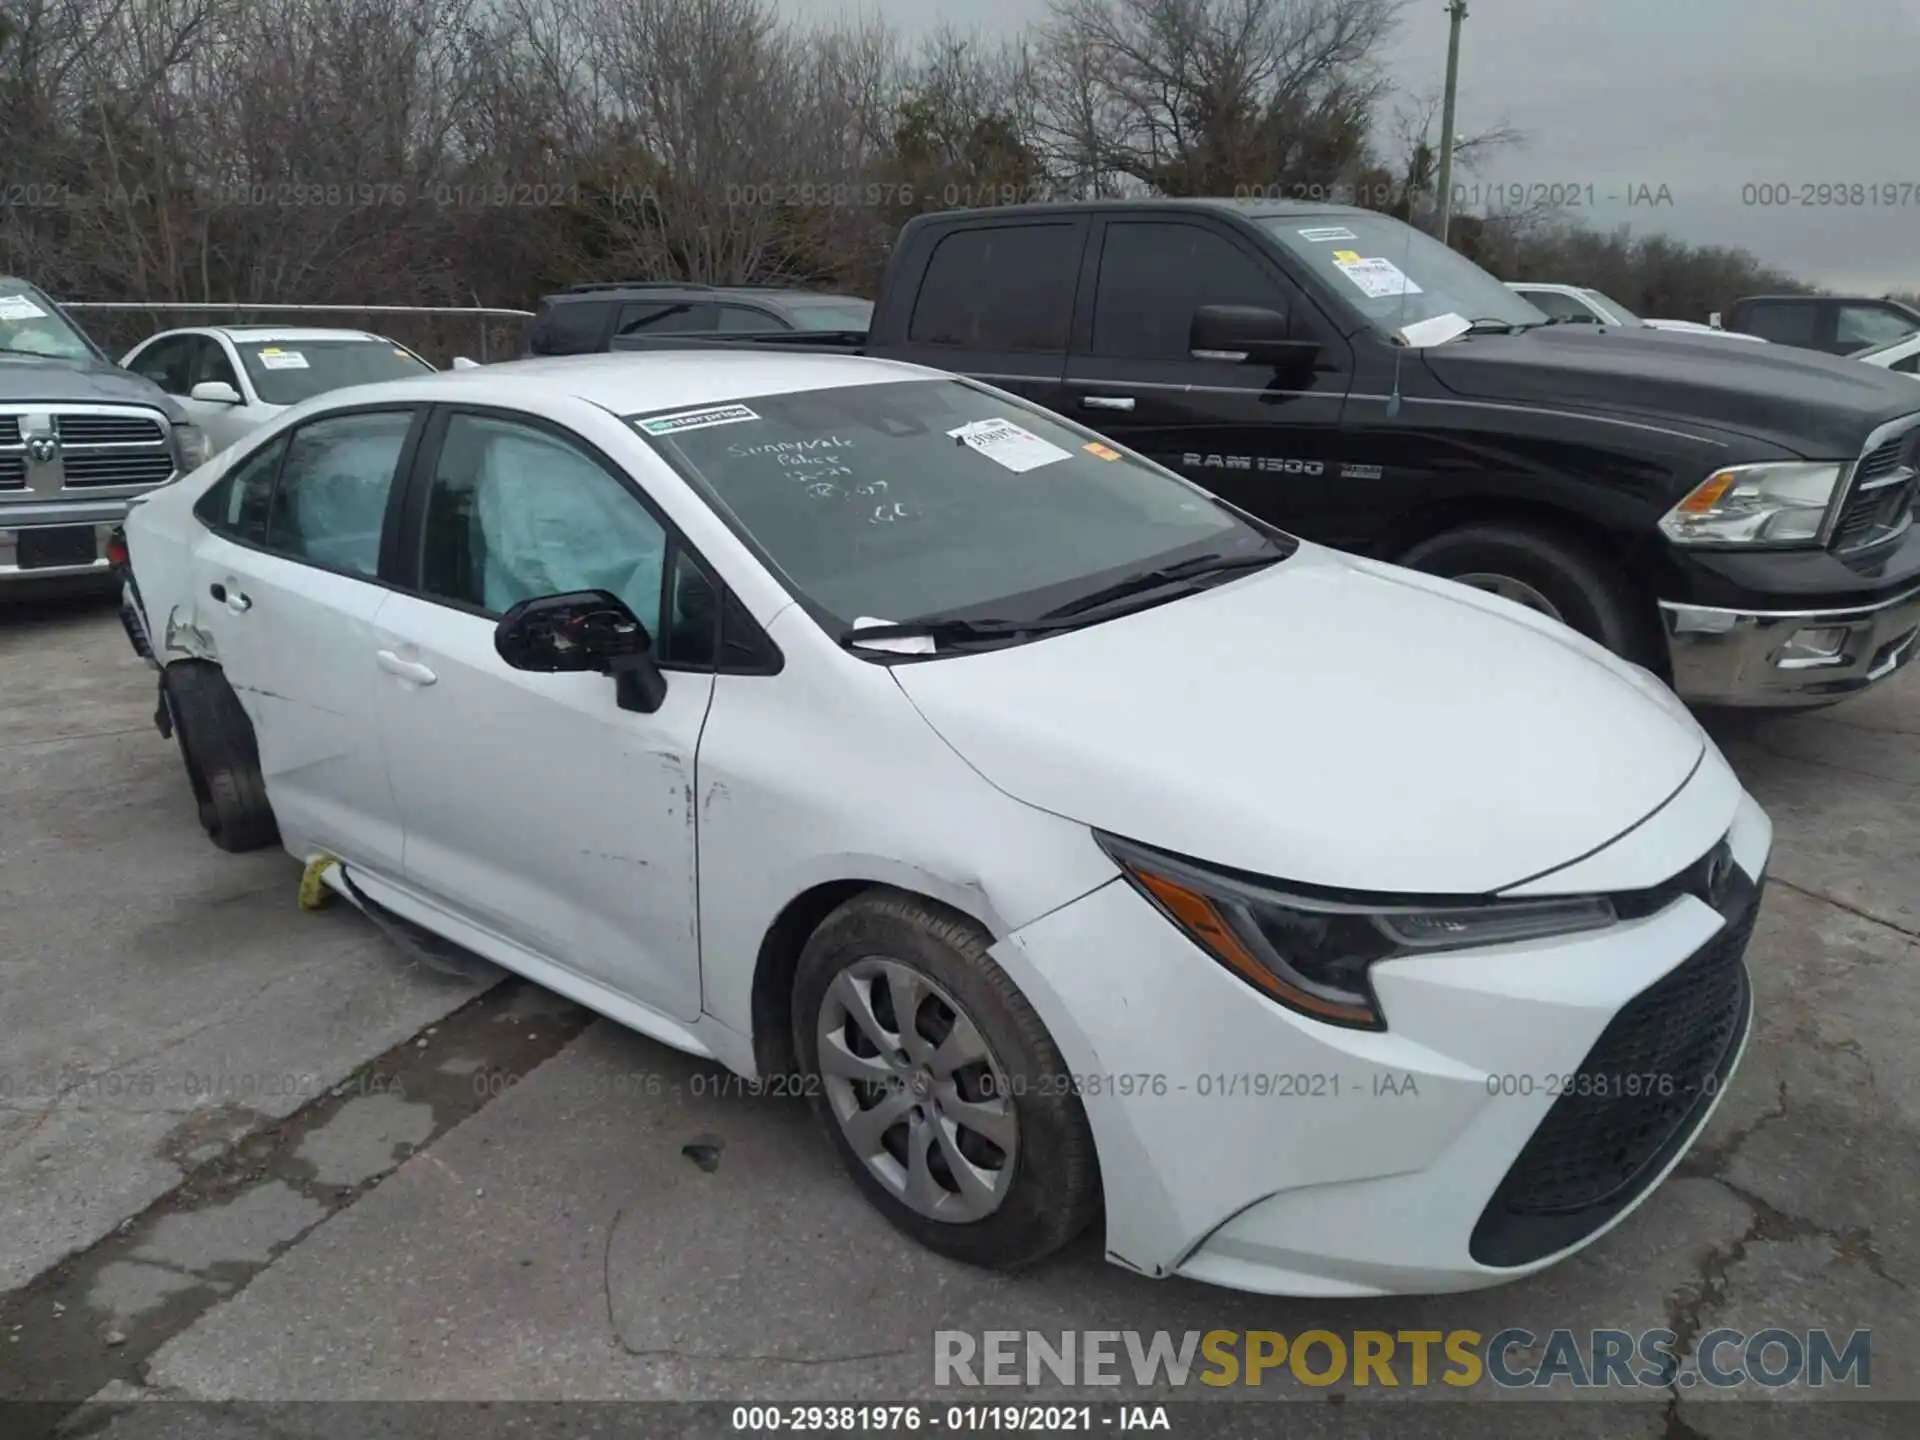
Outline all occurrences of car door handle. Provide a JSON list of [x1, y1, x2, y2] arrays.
[[209, 583, 250, 614], [376, 650, 437, 686], [1082, 395, 1136, 412]]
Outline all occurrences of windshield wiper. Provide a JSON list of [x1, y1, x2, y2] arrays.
[[840, 616, 1085, 651], [1038, 551, 1283, 620], [0, 344, 65, 358]]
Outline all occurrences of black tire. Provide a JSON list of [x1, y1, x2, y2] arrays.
[[1396, 520, 1657, 665], [792, 889, 1100, 1270], [162, 663, 280, 853]]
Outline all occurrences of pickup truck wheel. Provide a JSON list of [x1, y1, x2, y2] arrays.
[[1396, 522, 1656, 665], [793, 891, 1100, 1270], [161, 663, 279, 853]]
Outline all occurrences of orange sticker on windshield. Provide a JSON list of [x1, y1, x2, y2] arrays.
[[1083, 442, 1122, 461]]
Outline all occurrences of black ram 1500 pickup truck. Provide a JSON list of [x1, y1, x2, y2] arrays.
[[607, 199, 1920, 708]]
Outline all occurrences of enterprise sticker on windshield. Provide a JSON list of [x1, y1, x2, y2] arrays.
[[638, 404, 760, 436], [0, 294, 50, 320], [256, 348, 309, 370], [947, 418, 1073, 473], [1298, 226, 1358, 242], [1332, 255, 1423, 300]]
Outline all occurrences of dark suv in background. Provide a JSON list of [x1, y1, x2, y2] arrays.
[[521, 282, 873, 356], [1721, 295, 1920, 354]]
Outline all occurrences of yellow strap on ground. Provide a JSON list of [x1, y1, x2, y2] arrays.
[[299, 855, 340, 911]]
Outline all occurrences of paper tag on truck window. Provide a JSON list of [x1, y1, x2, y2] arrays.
[[1298, 227, 1358, 243], [946, 418, 1072, 473], [255, 348, 309, 370], [638, 403, 759, 436], [1083, 441, 1122, 461], [0, 294, 50, 320], [1333, 256, 1422, 300]]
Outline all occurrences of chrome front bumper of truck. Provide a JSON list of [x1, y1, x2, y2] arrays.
[[1661, 583, 1920, 708], [0, 506, 131, 587]]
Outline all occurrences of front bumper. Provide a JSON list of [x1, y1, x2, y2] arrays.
[[0, 500, 136, 589], [1661, 581, 1920, 708], [990, 790, 1771, 1297]]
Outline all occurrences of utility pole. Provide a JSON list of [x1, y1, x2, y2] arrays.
[[1434, 0, 1468, 246]]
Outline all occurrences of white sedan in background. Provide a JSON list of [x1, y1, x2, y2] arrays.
[[1506, 283, 1769, 341], [120, 351, 1769, 1296], [1851, 330, 1920, 377], [121, 326, 434, 455]]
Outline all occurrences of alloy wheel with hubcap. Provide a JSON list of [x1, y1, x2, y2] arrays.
[[816, 957, 1019, 1223]]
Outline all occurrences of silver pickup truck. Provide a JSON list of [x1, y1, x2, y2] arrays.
[[1, 277, 209, 591]]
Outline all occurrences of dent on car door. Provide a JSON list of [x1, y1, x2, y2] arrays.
[[1061, 216, 1355, 537], [186, 408, 419, 871], [369, 409, 716, 1022]]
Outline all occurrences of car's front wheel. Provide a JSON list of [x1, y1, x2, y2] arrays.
[[793, 890, 1100, 1269]]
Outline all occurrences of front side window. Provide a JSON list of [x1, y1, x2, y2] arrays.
[[783, 298, 874, 332], [1260, 214, 1546, 336], [1580, 290, 1642, 325], [629, 378, 1284, 633], [419, 413, 667, 637], [264, 411, 412, 575], [1514, 289, 1597, 323], [188, 336, 241, 392], [194, 436, 286, 544], [908, 225, 1079, 352], [1837, 304, 1917, 348], [129, 335, 194, 394], [236, 339, 431, 407], [0, 279, 98, 362], [1092, 222, 1300, 360]]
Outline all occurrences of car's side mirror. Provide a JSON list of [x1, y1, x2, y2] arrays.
[[1190, 304, 1314, 367], [494, 589, 668, 714], [190, 381, 243, 404]]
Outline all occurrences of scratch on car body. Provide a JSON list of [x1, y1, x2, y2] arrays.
[[162, 607, 217, 661]]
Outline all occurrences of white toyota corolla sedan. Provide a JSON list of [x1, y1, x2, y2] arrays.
[[119, 351, 1771, 1296]]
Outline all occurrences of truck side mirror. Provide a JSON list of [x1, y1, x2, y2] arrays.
[[1190, 304, 1310, 366]]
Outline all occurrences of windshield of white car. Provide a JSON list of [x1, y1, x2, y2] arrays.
[[236, 339, 433, 405], [1582, 290, 1644, 324], [627, 377, 1292, 641], [784, 298, 873, 332], [0, 280, 99, 362], [1258, 215, 1548, 336]]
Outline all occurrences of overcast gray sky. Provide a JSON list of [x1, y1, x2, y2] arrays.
[[791, 0, 1920, 294]]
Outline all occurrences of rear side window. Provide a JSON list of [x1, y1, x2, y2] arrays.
[[1739, 302, 1818, 345], [528, 300, 612, 355], [263, 411, 413, 576], [1891, 352, 1920, 374], [194, 437, 286, 544], [909, 224, 1079, 352], [713, 305, 787, 333]]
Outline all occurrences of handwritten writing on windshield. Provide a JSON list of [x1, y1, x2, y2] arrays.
[[728, 434, 916, 522]]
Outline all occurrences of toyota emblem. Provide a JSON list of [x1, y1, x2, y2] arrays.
[[25, 432, 60, 465]]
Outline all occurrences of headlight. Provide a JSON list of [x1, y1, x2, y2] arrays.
[[1098, 835, 1617, 1031], [1658, 461, 1845, 546], [173, 423, 210, 472]]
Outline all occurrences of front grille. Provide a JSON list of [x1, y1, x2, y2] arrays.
[[1831, 426, 1918, 553], [56, 413, 166, 445], [1470, 881, 1758, 1268], [59, 451, 177, 488], [0, 405, 174, 496]]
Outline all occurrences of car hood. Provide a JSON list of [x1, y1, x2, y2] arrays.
[[1422, 325, 1918, 456], [891, 545, 1706, 896], [0, 354, 185, 420]]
